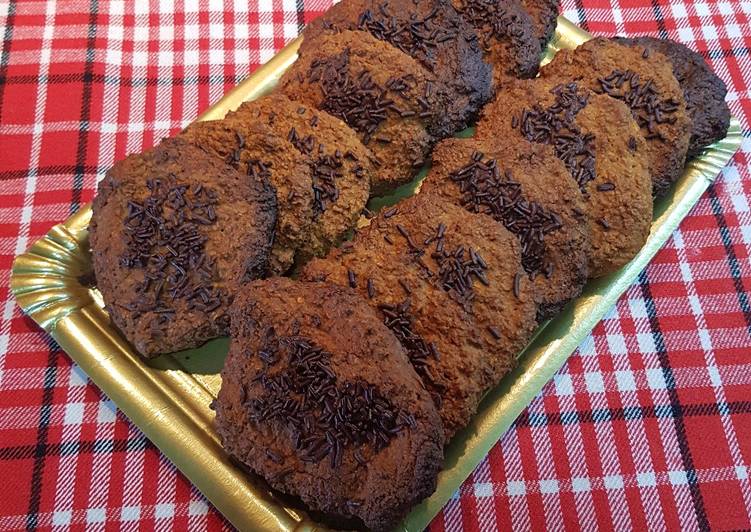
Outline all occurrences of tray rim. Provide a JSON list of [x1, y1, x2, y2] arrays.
[[10, 15, 744, 532]]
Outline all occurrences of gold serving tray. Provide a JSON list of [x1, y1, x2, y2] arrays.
[[10, 17, 742, 532]]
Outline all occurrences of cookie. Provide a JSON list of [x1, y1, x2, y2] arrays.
[[226, 93, 372, 260], [520, 0, 559, 48], [451, 0, 541, 84], [422, 137, 589, 318], [215, 277, 443, 531], [302, 0, 493, 134], [614, 36, 730, 157], [179, 118, 314, 274], [302, 194, 538, 437], [540, 37, 691, 196], [89, 137, 277, 357], [477, 79, 653, 277], [280, 30, 442, 195], [180, 94, 371, 273]]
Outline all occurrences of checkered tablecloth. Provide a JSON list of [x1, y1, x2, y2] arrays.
[[1, 0, 750, 530]]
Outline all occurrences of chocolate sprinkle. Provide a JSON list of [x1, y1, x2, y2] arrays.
[[246, 159, 272, 183], [287, 127, 345, 216], [520, 83, 597, 192], [379, 300, 438, 382], [596, 182, 615, 192], [487, 325, 501, 340], [448, 152, 562, 277], [310, 153, 342, 216], [119, 177, 224, 323], [383, 206, 399, 218], [454, 0, 528, 54], [246, 334, 408, 468], [307, 49, 430, 143], [354, 449, 366, 466], [396, 223, 420, 250], [597, 69, 679, 142], [356, 2, 457, 71], [266, 449, 283, 463], [310, 50, 390, 141], [429, 225, 489, 310], [399, 279, 412, 295], [513, 272, 522, 300], [287, 127, 316, 155]]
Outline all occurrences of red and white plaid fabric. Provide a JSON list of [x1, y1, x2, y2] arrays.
[[1, 1, 750, 530]]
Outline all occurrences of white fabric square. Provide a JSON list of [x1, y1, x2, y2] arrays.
[[86, 507, 106, 523], [646, 368, 667, 390], [64, 402, 84, 425], [637, 333, 656, 354], [52, 510, 72, 526], [539, 479, 559, 494], [507, 480, 526, 497], [121, 506, 141, 521], [155, 503, 175, 519], [571, 477, 591, 492], [615, 370, 636, 392], [474, 482, 493, 498], [603, 475, 624, 490], [554, 374, 574, 396], [585, 372, 605, 394]]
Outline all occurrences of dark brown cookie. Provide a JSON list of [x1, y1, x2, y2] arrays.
[[302, 194, 537, 438], [614, 36, 730, 157], [89, 137, 277, 357], [302, 0, 493, 135], [422, 137, 589, 318], [180, 94, 371, 273], [540, 37, 691, 196], [279, 30, 442, 195], [226, 93, 372, 261], [477, 79, 653, 277], [216, 277, 444, 531], [520, 0, 559, 48], [179, 118, 313, 274], [451, 0, 541, 85]]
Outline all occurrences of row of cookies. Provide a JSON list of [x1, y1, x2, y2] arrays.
[[295, 79, 646, 444], [212, 33, 731, 530], [88, 2, 731, 530], [90, 95, 378, 355], [280, 0, 560, 189], [90, 0, 563, 356]]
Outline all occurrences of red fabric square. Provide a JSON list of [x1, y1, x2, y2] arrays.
[[700, 479, 750, 531]]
